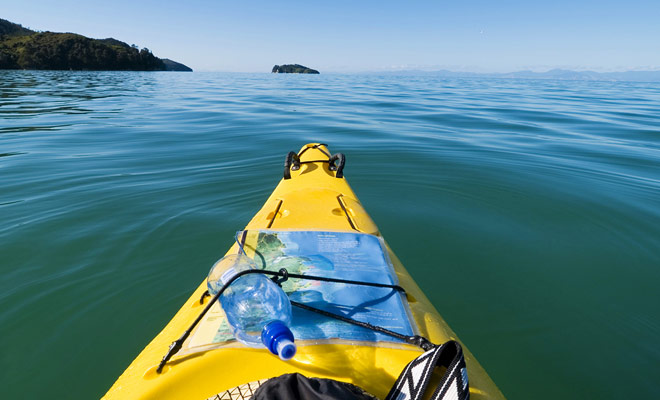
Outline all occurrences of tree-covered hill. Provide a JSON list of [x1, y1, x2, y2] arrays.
[[0, 18, 191, 71], [0, 18, 34, 36]]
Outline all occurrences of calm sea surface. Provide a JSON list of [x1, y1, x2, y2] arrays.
[[1, 71, 659, 399]]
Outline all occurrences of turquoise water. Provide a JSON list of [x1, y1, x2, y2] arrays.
[[1, 71, 659, 399]]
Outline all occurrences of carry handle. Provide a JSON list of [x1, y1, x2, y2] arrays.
[[283, 150, 346, 179], [283, 151, 300, 179], [328, 153, 345, 178]]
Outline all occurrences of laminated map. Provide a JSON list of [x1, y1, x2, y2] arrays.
[[189, 230, 416, 349]]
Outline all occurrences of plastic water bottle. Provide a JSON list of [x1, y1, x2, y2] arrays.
[[207, 253, 297, 361]]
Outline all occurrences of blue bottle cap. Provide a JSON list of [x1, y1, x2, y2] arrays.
[[261, 320, 296, 360]]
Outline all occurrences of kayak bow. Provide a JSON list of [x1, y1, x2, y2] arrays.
[[104, 143, 505, 400]]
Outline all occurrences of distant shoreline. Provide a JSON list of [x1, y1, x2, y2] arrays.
[[0, 18, 191, 72], [5, 69, 653, 84], [348, 68, 660, 82]]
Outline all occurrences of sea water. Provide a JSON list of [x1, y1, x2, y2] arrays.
[[1, 71, 659, 399]]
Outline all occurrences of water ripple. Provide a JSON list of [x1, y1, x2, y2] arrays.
[[1, 71, 659, 399]]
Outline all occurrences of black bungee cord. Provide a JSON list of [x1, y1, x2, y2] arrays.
[[157, 267, 434, 373], [156, 146, 431, 373]]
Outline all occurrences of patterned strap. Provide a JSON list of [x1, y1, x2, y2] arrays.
[[385, 340, 469, 400]]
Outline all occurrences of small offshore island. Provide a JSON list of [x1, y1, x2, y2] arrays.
[[0, 18, 191, 71], [272, 64, 319, 74]]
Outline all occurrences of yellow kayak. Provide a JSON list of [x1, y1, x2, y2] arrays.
[[104, 143, 506, 400]]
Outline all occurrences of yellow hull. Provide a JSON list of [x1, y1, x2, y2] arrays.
[[104, 144, 506, 400]]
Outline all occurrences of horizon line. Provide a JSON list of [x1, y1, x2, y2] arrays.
[[191, 67, 660, 74]]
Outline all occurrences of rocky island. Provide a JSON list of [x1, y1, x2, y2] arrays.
[[272, 64, 319, 74], [0, 18, 192, 71]]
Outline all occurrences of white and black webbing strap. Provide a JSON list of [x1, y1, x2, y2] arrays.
[[385, 340, 469, 400]]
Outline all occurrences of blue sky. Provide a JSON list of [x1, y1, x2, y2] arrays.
[[3, 0, 660, 72]]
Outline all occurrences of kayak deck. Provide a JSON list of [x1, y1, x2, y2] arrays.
[[104, 144, 505, 400]]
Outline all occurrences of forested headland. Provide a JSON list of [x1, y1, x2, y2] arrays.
[[0, 18, 191, 71]]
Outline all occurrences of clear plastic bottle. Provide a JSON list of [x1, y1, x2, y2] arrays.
[[207, 253, 297, 361]]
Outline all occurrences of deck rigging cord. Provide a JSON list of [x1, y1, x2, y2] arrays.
[[157, 220, 435, 373], [157, 266, 434, 373]]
